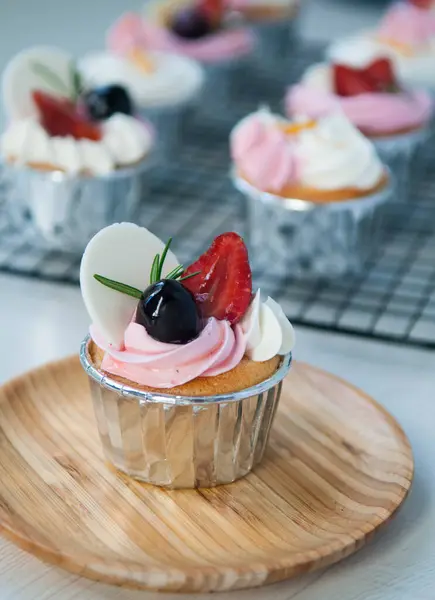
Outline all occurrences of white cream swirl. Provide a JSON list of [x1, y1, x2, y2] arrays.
[[296, 113, 384, 191], [1, 113, 153, 175], [240, 290, 295, 361], [79, 51, 204, 109]]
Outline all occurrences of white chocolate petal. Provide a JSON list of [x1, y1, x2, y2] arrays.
[[265, 296, 296, 355], [80, 223, 179, 347], [248, 304, 283, 362], [240, 289, 261, 351], [3, 46, 74, 120]]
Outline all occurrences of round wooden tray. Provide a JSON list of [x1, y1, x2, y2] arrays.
[[0, 357, 413, 593]]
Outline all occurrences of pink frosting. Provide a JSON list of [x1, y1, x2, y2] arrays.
[[90, 318, 246, 389], [107, 12, 254, 64], [287, 82, 433, 136], [231, 114, 299, 191], [377, 2, 435, 46]]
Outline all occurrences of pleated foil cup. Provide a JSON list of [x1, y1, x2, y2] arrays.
[[80, 337, 291, 489], [371, 127, 431, 203], [1, 156, 155, 254], [233, 171, 394, 279]]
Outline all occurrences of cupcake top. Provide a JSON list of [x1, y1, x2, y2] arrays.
[[230, 108, 385, 198], [328, 1, 435, 89], [79, 50, 204, 109], [80, 223, 295, 389], [227, 0, 300, 21], [1, 46, 154, 175], [286, 56, 433, 137], [108, 1, 254, 64]]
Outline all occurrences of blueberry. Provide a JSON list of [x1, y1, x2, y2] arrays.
[[170, 7, 212, 39], [135, 279, 203, 344], [83, 85, 133, 121]]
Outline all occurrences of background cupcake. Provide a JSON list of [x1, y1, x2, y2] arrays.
[[231, 109, 392, 278], [327, 1, 435, 93], [286, 54, 433, 199], [1, 46, 154, 252], [79, 49, 204, 157], [228, 0, 301, 73], [107, 1, 255, 109]]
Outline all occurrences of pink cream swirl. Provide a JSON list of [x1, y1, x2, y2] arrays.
[[377, 2, 435, 47], [287, 83, 433, 136], [230, 113, 298, 192], [90, 318, 246, 389], [107, 12, 254, 64]]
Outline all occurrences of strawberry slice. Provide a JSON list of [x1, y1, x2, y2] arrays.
[[182, 232, 252, 325], [334, 64, 377, 97], [365, 58, 395, 87], [409, 0, 432, 9], [32, 90, 102, 141], [197, 0, 224, 27]]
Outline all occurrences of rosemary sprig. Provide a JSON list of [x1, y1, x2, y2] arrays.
[[93, 275, 142, 299], [70, 61, 84, 101], [94, 238, 201, 299], [31, 61, 71, 97]]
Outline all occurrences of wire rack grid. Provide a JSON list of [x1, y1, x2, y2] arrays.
[[0, 44, 435, 349]]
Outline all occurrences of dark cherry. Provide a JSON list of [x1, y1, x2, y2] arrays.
[[135, 279, 203, 344], [170, 6, 212, 39], [83, 85, 133, 121]]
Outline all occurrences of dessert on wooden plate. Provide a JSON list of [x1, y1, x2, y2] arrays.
[[80, 223, 295, 487]]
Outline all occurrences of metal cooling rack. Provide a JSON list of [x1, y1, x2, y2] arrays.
[[1, 44, 435, 349]]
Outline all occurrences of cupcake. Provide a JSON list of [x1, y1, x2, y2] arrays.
[[327, 1, 435, 93], [79, 49, 204, 156], [107, 1, 255, 107], [228, 0, 301, 71], [286, 55, 433, 194], [1, 46, 155, 252], [230, 109, 392, 277], [79, 222, 295, 488]]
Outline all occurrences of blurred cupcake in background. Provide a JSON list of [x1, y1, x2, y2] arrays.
[[228, 0, 301, 72], [327, 0, 435, 93], [79, 49, 204, 156], [286, 52, 433, 199], [1, 46, 155, 252], [107, 0, 254, 107], [231, 108, 392, 278]]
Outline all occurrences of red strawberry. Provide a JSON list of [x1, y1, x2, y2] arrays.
[[197, 0, 224, 27], [32, 90, 102, 141], [334, 64, 377, 97], [365, 58, 395, 87], [409, 0, 432, 9], [182, 232, 252, 325]]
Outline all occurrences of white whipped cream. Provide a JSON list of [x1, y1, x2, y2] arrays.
[[240, 290, 295, 362], [79, 51, 204, 109], [1, 113, 153, 175], [296, 113, 384, 191]]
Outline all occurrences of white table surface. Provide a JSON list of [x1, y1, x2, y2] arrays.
[[1, 0, 435, 599]]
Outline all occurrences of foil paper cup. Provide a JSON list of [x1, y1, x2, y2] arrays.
[[80, 336, 291, 489], [371, 127, 431, 203], [1, 157, 155, 254], [234, 172, 394, 279]]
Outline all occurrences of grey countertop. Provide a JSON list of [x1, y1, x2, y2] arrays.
[[1, 1, 435, 599]]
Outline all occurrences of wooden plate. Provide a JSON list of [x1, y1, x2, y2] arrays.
[[0, 357, 413, 593]]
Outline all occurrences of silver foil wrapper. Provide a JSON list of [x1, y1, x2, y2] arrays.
[[234, 172, 394, 279], [80, 336, 291, 489], [1, 157, 154, 254]]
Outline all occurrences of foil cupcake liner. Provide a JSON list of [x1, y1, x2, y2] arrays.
[[1, 156, 155, 254], [371, 127, 431, 203], [233, 171, 394, 279], [80, 336, 291, 489]]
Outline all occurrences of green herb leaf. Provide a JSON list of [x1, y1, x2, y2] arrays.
[[157, 237, 172, 280], [165, 265, 184, 280], [179, 271, 201, 282], [150, 254, 160, 285], [70, 61, 83, 101], [93, 274, 142, 299], [31, 61, 71, 97]]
